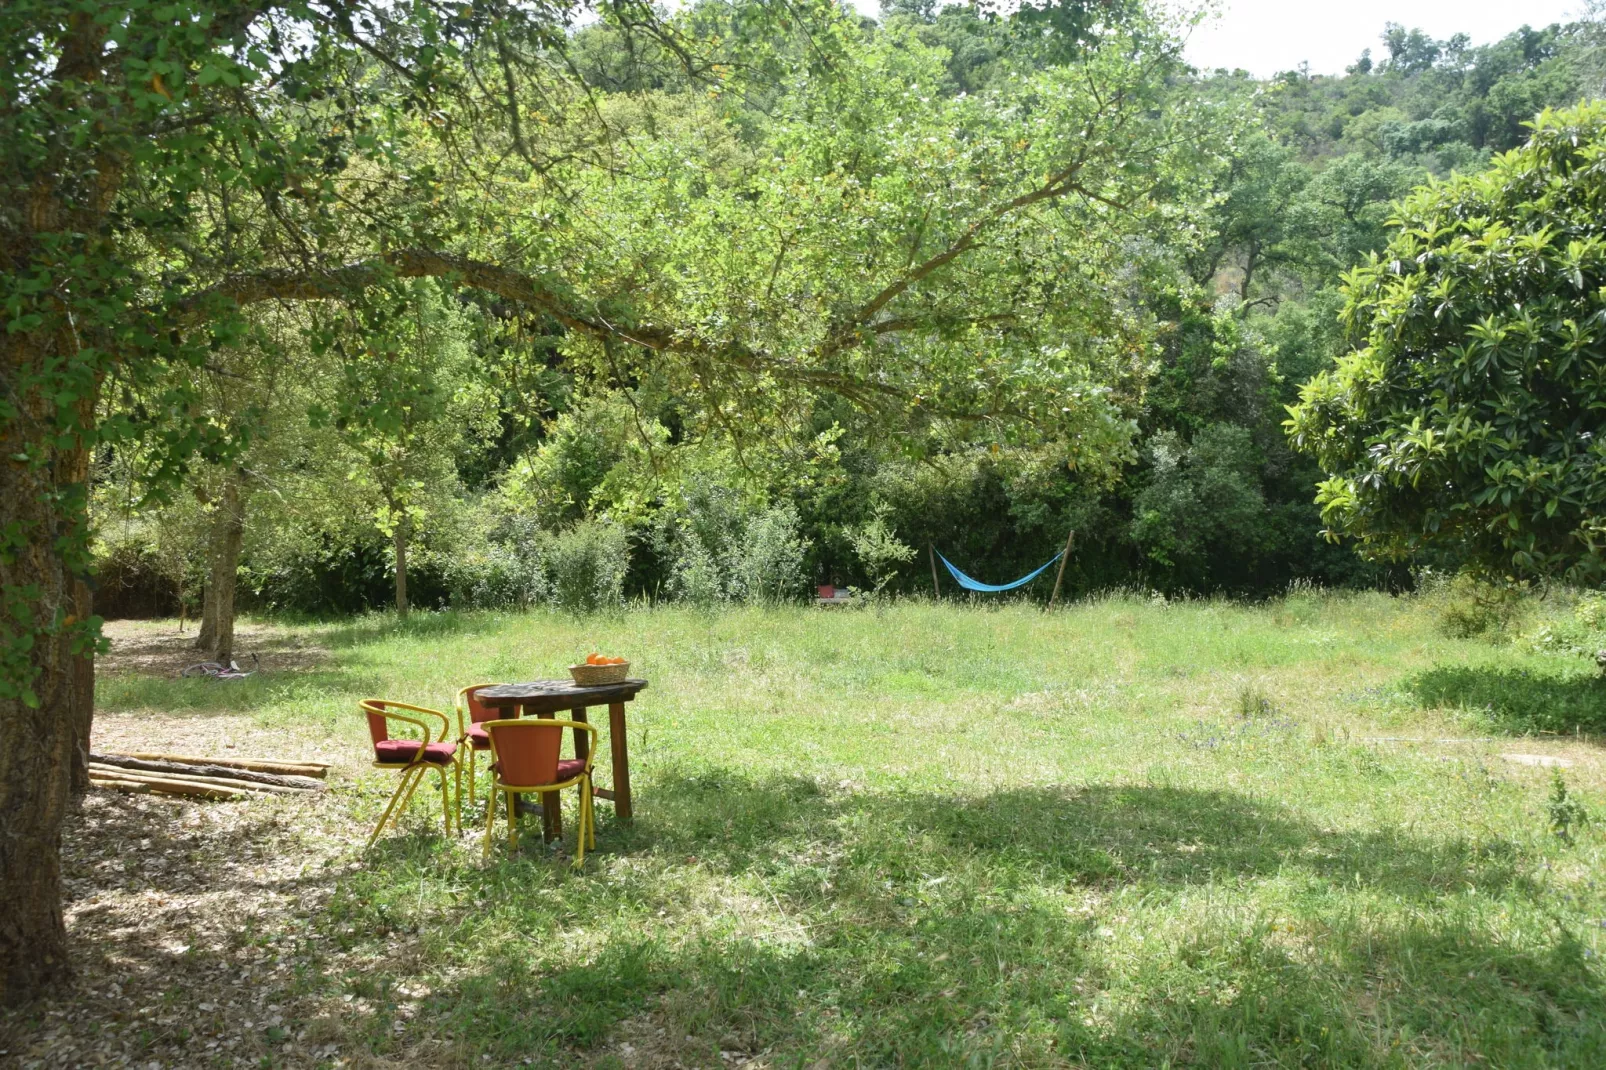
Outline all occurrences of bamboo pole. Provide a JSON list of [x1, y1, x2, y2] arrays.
[[1048, 529, 1075, 610], [91, 753, 325, 790], [89, 775, 249, 801], [120, 752, 329, 778], [928, 544, 941, 599], [87, 764, 304, 796]]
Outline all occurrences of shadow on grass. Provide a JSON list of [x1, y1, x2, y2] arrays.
[[19, 766, 1595, 1067], [631, 770, 1533, 902], [313, 768, 1601, 1066], [1407, 663, 1606, 735], [318, 608, 512, 650]]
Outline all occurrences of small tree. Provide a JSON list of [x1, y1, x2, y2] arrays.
[[1288, 103, 1606, 583], [847, 507, 917, 598]]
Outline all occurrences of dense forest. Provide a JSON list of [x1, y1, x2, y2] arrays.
[[90, 6, 1603, 622]]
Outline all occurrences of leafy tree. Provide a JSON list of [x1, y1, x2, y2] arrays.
[[1, 0, 1219, 997], [1288, 103, 1606, 582], [317, 282, 496, 616], [1130, 424, 1267, 590]]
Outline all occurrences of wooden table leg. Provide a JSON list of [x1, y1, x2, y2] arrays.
[[527, 705, 562, 843], [571, 707, 590, 764], [608, 701, 632, 821]]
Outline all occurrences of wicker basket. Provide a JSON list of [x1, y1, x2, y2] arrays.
[[569, 661, 630, 686]]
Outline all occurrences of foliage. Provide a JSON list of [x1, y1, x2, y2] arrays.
[[660, 482, 811, 606], [539, 520, 630, 615], [846, 507, 918, 597], [1430, 572, 1527, 640], [1289, 102, 1606, 583], [1549, 770, 1590, 844], [445, 514, 547, 611], [1130, 424, 1267, 589], [725, 505, 811, 606]]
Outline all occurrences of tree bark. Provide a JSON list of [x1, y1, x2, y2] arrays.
[[208, 472, 246, 663], [69, 578, 95, 796], [194, 584, 217, 651], [394, 514, 410, 618], [0, 333, 91, 1002]]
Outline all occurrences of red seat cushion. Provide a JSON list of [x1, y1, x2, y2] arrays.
[[489, 757, 587, 784], [465, 723, 490, 750], [375, 740, 457, 765]]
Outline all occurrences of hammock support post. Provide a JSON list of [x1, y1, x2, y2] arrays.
[[929, 544, 941, 598], [1048, 530, 1075, 610]]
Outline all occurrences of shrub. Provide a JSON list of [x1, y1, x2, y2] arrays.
[[445, 513, 546, 610], [540, 520, 629, 613], [658, 484, 810, 605], [667, 538, 725, 607], [726, 504, 810, 605], [1436, 572, 1524, 639]]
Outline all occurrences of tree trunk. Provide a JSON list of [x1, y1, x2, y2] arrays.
[[393, 515, 410, 618], [69, 577, 95, 795], [208, 473, 245, 663], [0, 331, 92, 1001], [194, 583, 217, 651]]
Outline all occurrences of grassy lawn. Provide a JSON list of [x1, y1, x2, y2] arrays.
[[11, 591, 1606, 1067]]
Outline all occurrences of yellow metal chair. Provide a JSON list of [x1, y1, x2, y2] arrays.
[[481, 718, 596, 866], [360, 699, 459, 848], [454, 682, 505, 814]]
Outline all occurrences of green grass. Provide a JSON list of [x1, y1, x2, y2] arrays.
[[98, 592, 1606, 1066]]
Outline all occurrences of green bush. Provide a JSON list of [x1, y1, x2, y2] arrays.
[[667, 538, 725, 607], [1432, 572, 1524, 639], [540, 520, 629, 613], [659, 483, 810, 605], [726, 504, 810, 605]]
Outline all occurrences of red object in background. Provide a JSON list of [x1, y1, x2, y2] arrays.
[[817, 585, 834, 598]]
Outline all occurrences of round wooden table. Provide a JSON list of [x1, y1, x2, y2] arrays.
[[474, 679, 647, 842]]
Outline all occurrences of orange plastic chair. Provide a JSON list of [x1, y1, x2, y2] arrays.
[[454, 683, 505, 813], [360, 699, 459, 848], [481, 718, 596, 866]]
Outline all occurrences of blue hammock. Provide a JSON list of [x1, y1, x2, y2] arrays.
[[937, 550, 1063, 593]]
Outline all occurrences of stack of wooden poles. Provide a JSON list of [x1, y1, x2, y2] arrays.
[[88, 752, 328, 800]]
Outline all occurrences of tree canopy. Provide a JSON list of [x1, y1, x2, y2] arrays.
[[1288, 101, 1606, 583]]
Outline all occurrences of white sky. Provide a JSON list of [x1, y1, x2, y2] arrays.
[[1181, 1, 1585, 78]]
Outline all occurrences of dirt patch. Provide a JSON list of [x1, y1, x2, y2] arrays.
[[0, 788, 357, 1069], [0, 781, 478, 1067], [90, 713, 357, 776], [99, 620, 332, 678]]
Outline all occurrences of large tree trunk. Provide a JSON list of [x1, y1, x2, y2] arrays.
[[69, 578, 95, 796], [203, 472, 246, 663], [393, 515, 410, 618], [0, 332, 93, 1002]]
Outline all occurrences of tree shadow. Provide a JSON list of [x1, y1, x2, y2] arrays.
[[621, 769, 1534, 903], [317, 608, 512, 650], [330, 769, 1584, 1063], [1406, 663, 1606, 735], [18, 769, 1600, 1067]]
